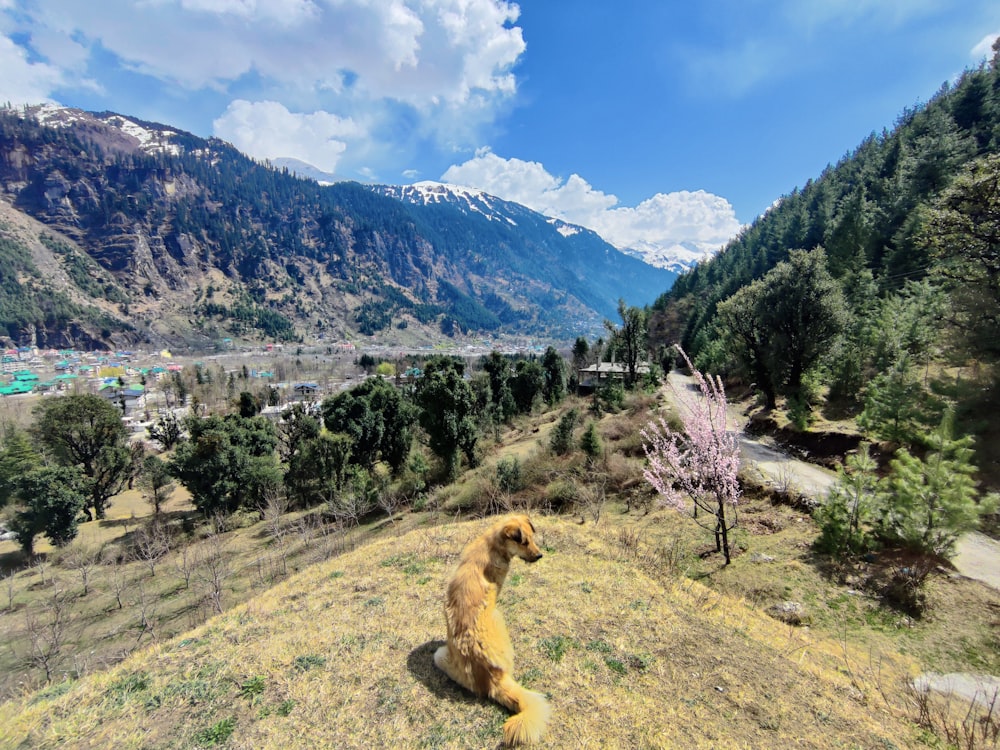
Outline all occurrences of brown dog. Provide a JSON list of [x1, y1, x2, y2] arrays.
[[434, 515, 551, 746]]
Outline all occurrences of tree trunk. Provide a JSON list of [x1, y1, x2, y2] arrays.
[[716, 502, 732, 565]]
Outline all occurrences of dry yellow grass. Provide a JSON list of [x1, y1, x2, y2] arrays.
[[0, 486, 193, 558], [0, 515, 924, 749]]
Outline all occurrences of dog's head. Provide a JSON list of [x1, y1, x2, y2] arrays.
[[501, 515, 543, 563]]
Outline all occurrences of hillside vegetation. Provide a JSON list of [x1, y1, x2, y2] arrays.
[[0, 106, 674, 349], [653, 49, 1000, 480], [0, 516, 922, 750]]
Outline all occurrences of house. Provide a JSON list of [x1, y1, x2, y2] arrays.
[[576, 361, 650, 394], [99, 384, 147, 415], [292, 382, 319, 401]]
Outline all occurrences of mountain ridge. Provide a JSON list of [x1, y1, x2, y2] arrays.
[[0, 105, 675, 350]]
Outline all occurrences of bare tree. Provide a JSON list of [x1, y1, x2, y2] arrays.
[[261, 491, 290, 576], [3, 571, 16, 611], [194, 532, 232, 614], [106, 556, 128, 610], [30, 557, 50, 588], [579, 474, 608, 524], [22, 587, 74, 683], [133, 521, 170, 576], [132, 580, 158, 646], [62, 546, 101, 596], [173, 543, 196, 590]]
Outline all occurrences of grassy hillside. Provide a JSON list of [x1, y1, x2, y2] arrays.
[[0, 516, 923, 749]]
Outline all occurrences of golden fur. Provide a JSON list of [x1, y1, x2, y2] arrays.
[[434, 515, 551, 746]]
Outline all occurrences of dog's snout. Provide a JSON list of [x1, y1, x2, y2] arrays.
[[529, 552, 542, 562]]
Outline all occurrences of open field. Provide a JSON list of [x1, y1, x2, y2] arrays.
[[0, 390, 997, 747], [0, 516, 927, 749]]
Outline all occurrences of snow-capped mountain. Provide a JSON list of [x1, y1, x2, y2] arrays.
[[0, 106, 679, 347], [270, 157, 339, 186], [373, 180, 677, 317], [377, 180, 520, 225], [27, 104, 192, 157], [620, 240, 716, 274]]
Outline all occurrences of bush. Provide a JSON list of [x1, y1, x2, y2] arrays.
[[550, 408, 579, 455], [495, 457, 523, 494], [545, 478, 581, 509], [592, 380, 625, 415], [814, 444, 879, 555], [580, 422, 602, 464]]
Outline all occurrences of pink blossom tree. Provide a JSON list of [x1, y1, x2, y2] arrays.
[[642, 347, 741, 564]]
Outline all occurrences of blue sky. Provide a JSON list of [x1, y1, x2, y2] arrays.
[[1, 0, 998, 263]]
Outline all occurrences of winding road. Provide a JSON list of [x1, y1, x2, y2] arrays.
[[665, 372, 1000, 591]]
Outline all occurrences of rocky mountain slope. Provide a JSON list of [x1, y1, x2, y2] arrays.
[[0, 105, 675, 350]]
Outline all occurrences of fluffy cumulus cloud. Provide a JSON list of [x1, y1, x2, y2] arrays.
[[443, 151, 742, 269], [0, 0, 525, 177], [0, 35, 66, 105], [213, 100, 362, 173]]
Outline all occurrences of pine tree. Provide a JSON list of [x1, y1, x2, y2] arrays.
[[876, 412, 997, 557], [815, 443, 879, 554], [858, 357, 927, 444], [579, 421, 602, 465]]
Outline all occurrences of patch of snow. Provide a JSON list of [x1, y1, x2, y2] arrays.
[[621, 239, 723, 273], [105, 115, 181, 156], [31, 103, 80, 126]]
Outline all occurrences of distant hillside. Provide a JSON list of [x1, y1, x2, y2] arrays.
[[374, 181, 677, 322], [0, 106, 674, 350], [656, 55, 1000, 362], [0, 517, 917, 749]]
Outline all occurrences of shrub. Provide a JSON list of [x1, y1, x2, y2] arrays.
[[592, 380, 625, 415], [814, 443, 879, 555], [495, 457, 523, 494], [545, 479, 580, 509], [580, 422, 602, 464], [550, 408, 579, 455]]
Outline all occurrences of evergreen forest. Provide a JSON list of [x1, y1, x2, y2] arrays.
[[654, 45, 1000, 481]]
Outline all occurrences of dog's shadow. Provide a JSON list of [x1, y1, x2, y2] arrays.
[[407, 640, 482, 706]]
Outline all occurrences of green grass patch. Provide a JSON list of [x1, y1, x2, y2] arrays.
[[240, 676, 266, 703], [292, 654, 326, 672], [604, 657, 627, 676], [28, 680, 74, 705], [539, 634, 576, 663], [193, 717, 237, 746]]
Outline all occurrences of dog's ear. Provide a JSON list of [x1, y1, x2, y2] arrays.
[[504, 522, 523, 544]]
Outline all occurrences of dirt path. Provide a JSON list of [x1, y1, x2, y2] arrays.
[[664, 372, 999, 591], [952, 531, 1000, 590]]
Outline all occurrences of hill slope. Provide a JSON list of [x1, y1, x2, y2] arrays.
[[0, 106, 675, 349], [0, 517, 918, 749], [656, 58, 1000, 358]]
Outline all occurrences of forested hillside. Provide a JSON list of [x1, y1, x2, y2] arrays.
[[653, 45, 1000, 460], [0, 106, 674, 349]]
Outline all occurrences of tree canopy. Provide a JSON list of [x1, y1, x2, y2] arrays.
[[32, 393, 132, 520]]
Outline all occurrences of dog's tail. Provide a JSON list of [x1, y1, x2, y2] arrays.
[[494, 674, 551, 746]]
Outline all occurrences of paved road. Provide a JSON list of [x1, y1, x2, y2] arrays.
[[665, 372, 999, 591]]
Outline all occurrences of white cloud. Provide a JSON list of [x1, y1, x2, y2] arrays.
[[0, 0, 525, 179], [174, 0, 321, 26], [213, 100, 363, 173], [971, 32, 999, 61], [442, 151, 742, 267], [785, 0, 942, 30], [0, 35, 65, 105], [11, 0, 523, 105]]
